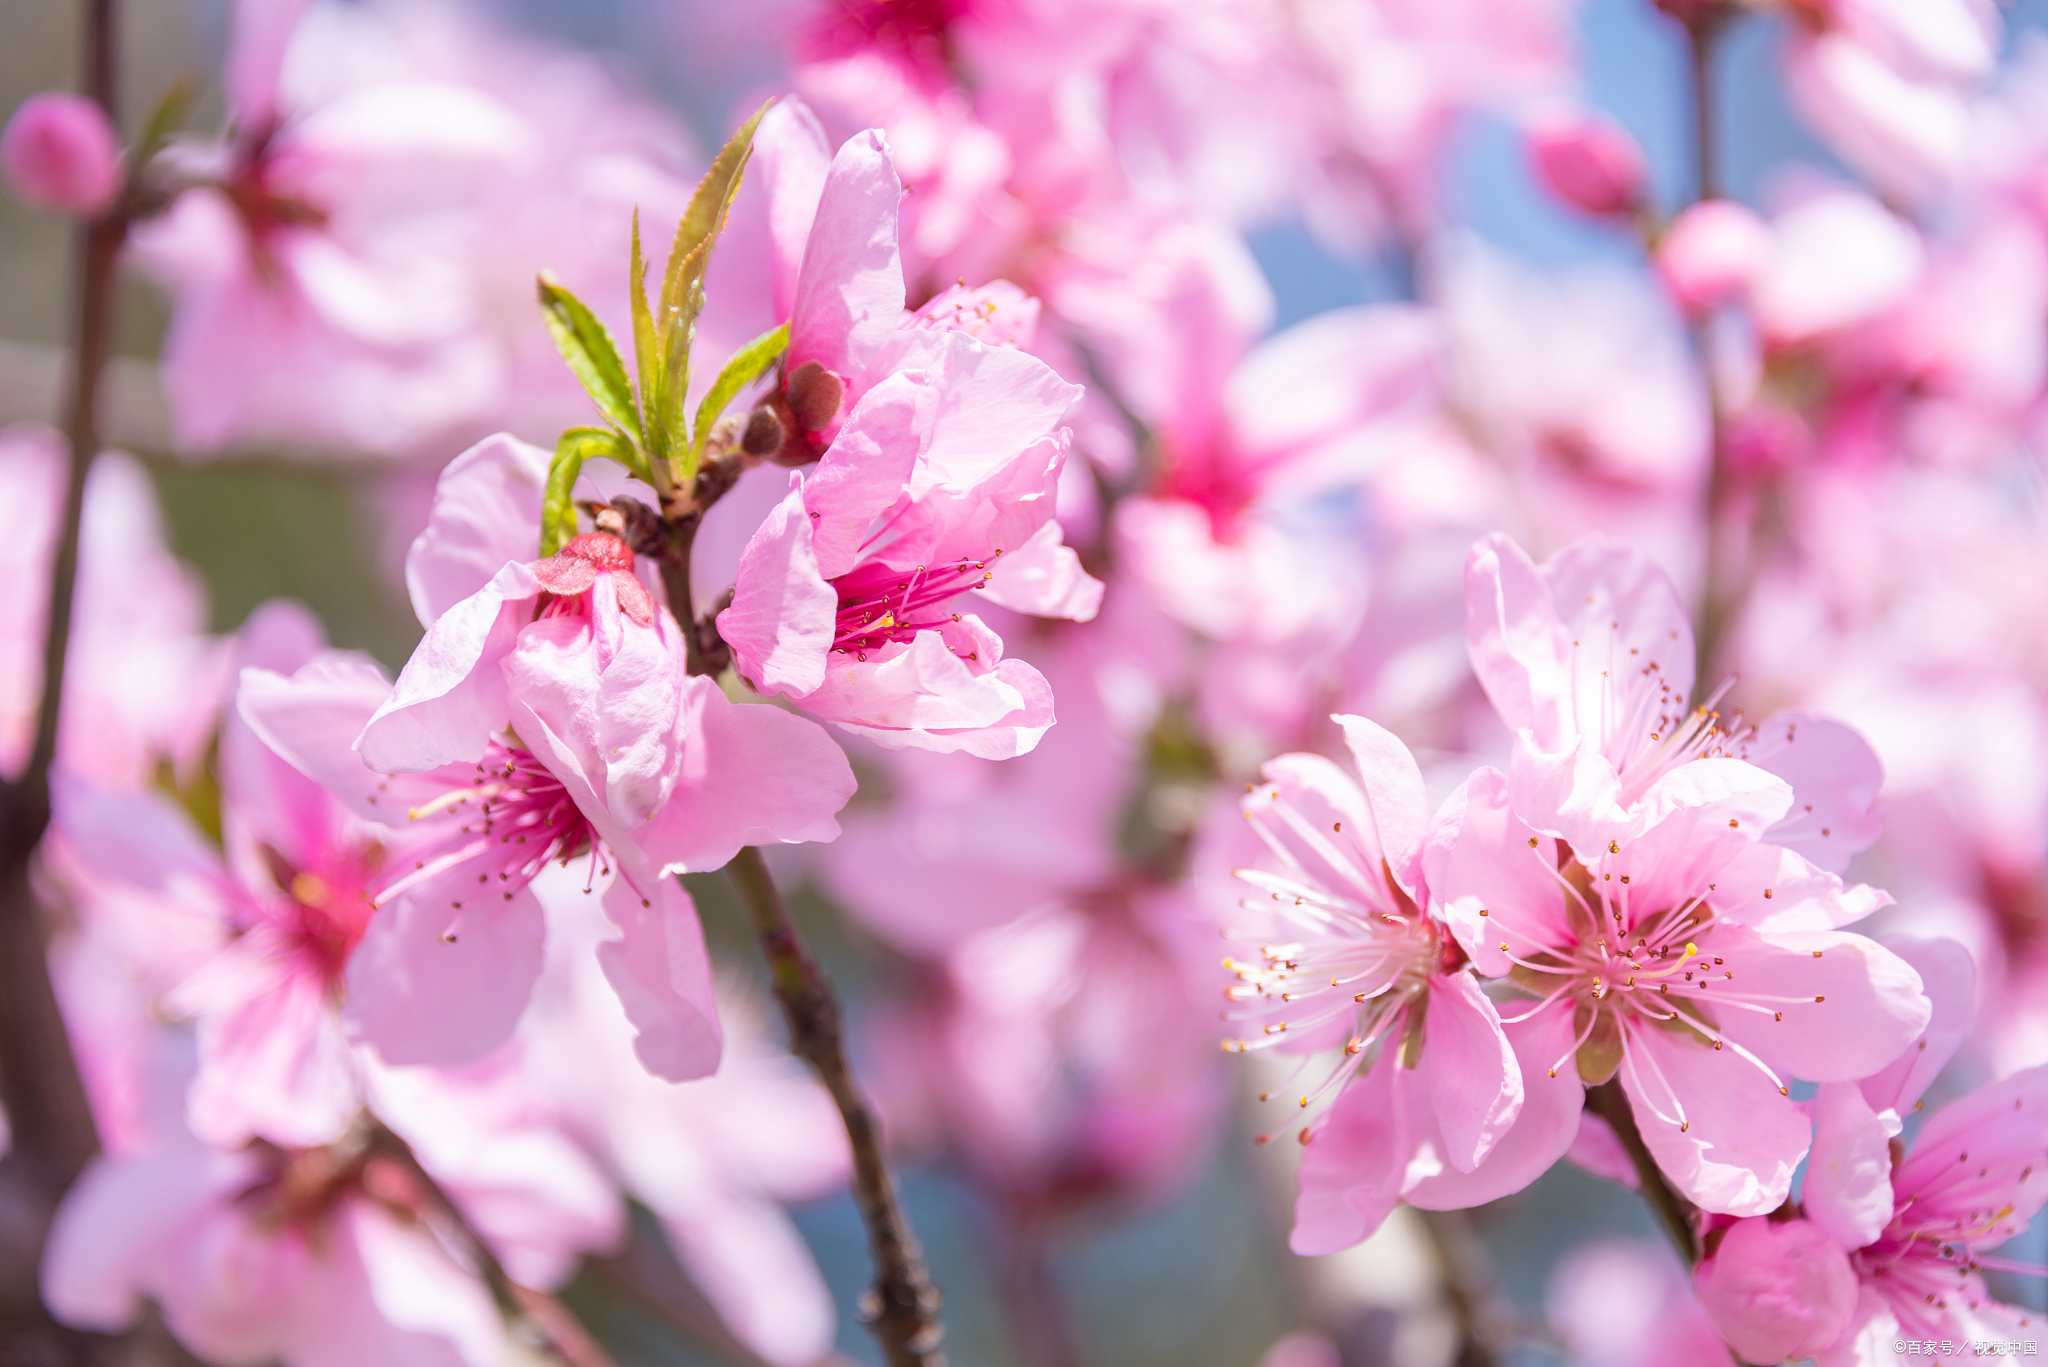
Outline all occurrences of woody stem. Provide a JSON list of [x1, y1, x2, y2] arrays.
[[724, 847, 946, 1367], [1586, 1079, 1701, 1265]]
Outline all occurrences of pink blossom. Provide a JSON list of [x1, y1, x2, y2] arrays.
[[1656, 199, 1772, 315], [0, 424, 219, 789], [1524, 106, 1647, 218], [242, 433, 855, 1079], [135, 0, 700, 458], [1545, 1237, 1730, 1367], [1209, 715, 1570, 1254], [2, 91, 120, 215], [716, 132, 1099, 757], [1694, 1215, 1859, 1363], [42, 1045, 504, 1367], [1747, 188, 1925, 349], [1432, 758, 1930, 1215], [1467, 532, 1886, 872]]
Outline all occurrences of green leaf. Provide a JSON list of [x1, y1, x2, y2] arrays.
[[628, 211, 662, 461], [136, 80, 195, 165], [538, 273, 643, 446], [692, 322, 790, 461], [540, 426, 638, 557], [656, 100, 773, 478]]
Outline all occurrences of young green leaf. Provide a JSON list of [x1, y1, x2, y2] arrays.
[[628, 212, 662, 460], [538, 273, 643, 446], [539, 426, 638, 556], [656, 100, 774, 477], [692, 322, 790, 461]]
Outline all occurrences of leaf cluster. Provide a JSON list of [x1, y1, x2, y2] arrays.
[[533, 101, 792, 556]]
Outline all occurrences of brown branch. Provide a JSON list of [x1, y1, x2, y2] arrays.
[[724, 847, 945, 1367], [1418, 1208, 1520, 1367], [366, 1125, 620, 1367], [1585, 1080, 1701, 1266]]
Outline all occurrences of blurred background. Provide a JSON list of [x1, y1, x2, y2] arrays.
[[9, 0, 2048, 1364]]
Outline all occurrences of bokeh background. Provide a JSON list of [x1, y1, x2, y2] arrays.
[[9, 1, 2048, 1364]]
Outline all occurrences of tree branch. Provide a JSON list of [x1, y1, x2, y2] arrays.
[[724, 847, 945, 1367], [1585, 1080, 1700, 1265]]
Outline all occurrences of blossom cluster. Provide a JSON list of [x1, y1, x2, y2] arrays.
[[3, 0, 2048, 1362]]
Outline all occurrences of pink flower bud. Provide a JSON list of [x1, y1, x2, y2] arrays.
[[2, 92, 120, 215], [1694, 1217, 1856, 1364], [1526, 110, 1647, 218], [1655, 199, 1771, 313]]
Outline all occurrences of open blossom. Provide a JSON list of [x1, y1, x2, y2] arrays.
[[1466, 532, 1886, 872], [1434, 752, 1930, 1215], [41, 1038, 506, 1367], [1211, 715, 1581, 1254], [717, 127, 1101, 758], [1696, 942, 2047, 1366], [240, 433, 855, 1079]]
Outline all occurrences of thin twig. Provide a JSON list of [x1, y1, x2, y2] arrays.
[[367, 1125, 621, 1367], [724, 847, 946, 1366], [1585, 1080, 1700, 1265]]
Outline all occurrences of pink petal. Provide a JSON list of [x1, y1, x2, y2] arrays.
[[341, 885, 546, 1068], [1291, 1050, 1409, 1256], [802, 368, 931, 578], [753, 99, 832, 320], [719, 481, 837, 698], [403, 433, 553, 628], [1709, 925, 1930, 1082], [594, 874, 722, 1082], [357, 562, 540, 774], [788, 129, 905, 386], [1427, 767, 1567, 978], [290, 1198, 503, 1367], [1802, 1082, 1897, 1251], [1408, 1002, 1586, 1211], [1693, 1215, 1858, 1364], [1335, 714, 1437, 898], [1422, 972, 1522, 1172], [975, 519, 1102, 622], [806, 626, 1055, 758], [1856, 936, 1975, 1122], [238, 652, 462, 825], [503, 578, 685, 830], [1620, 1022, 1812, 1215], [185, 955, 361, 1149], [631, 678, 855, 874], [1744, 712, 1885, 875], [1565, 1110, 1639, 1189]]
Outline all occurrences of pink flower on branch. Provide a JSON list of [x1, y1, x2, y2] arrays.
[[241, 434, 856, 1080], [716, 128, 1100, 757], [1214, 715, 1579, 1254]]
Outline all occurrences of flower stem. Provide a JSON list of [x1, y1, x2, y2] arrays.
[[1418, 1209, 1516, 1367], [1585, 1080, 1700, 1265], [724, 847, 946, 1366]]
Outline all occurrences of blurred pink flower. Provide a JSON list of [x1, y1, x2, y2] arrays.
[[1694, 1215, 1859, 1363], [1545, 1236, 1729, 1367], [1655, 199, 1771, 315], [2, 91, 120, 215], [0, 425, 220, 789], [1524, 106, 1647, 218]]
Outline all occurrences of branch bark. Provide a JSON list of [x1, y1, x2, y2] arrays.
[[724, 847, 945, 1367], [1585, 1080, 1701, 1266]]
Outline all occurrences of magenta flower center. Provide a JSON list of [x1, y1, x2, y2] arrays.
[[830, 553, 999, 660], [378, 741, 601, 924]]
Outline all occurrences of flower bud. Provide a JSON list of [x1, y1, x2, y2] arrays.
[[786, 359, 846, 433], [1656, 199, 1770, 313], [2, 91, 120, 216], [1526, 109, 1647, 218], [1693, 1216, 1856, 1364], [740, 403, 788, 460]]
